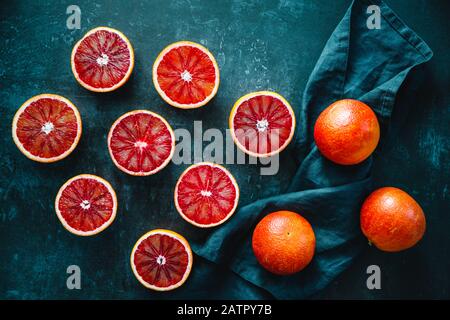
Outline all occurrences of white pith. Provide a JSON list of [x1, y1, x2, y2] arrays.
[[200, 190, 212, 197], [80, 200, 91, 210], [134, 141, 148, 149], [180, 70, 192, 82], [96, 53, 109, 66], [256, 119, 269, 132], [156, 255, 166, 265], [41, 122, 54, 135]]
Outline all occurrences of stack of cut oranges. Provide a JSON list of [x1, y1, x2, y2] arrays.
[[11, 26, 426, 291]]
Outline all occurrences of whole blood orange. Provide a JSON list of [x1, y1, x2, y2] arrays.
[[360, 187, 426, 252], [153, 41, 220, 109], [252, 211, 315, 275], [131, 229, 193, 291], [314, 99, 380, 165]]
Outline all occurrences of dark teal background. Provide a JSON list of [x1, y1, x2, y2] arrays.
[[0, 0, 449, 299]]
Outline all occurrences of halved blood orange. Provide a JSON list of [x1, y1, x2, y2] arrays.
[[174, 162, 239, 228], [12, 94, 82, 163], [55, 174, 117, 236], [108, 110, 175, 176], [152, 41, 220, 109], [130, 229, 193, 291], [71, 26, 134, 92], [229, 91, 296, 158]]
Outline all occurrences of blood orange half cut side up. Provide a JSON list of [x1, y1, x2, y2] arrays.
[[174, 162, 239, 228], [12, 94, 82, 163], [131, 229, 193, 291], [108, 110, 175, 176], [55, 174, 117, 236], [71, 27, 134, 92], [152, 41, 220, 109], [229, 91, 296, 158]]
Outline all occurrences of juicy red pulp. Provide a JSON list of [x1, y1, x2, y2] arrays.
[[58, 178, 114, 232], [133, 234, 189, 288], [156, 45, 216, 105], [16, 98, 78, 158], [176, 165, 237, 225], [233, 95, 293, 154], [109, 112, 173, 174], [74, 29, 131, 89]]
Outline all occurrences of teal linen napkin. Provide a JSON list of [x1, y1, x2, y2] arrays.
[[192, 0, 432, 299]]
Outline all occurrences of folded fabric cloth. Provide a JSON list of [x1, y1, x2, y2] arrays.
[[192, 0, 432, 299]]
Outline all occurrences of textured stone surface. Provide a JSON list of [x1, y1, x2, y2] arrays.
[[0, 0, 448, 299]]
